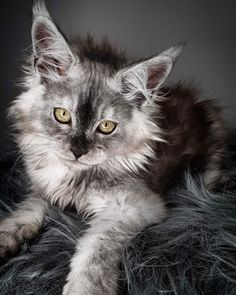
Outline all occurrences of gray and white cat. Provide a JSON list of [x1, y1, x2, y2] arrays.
[[0, 2, 226, 295]]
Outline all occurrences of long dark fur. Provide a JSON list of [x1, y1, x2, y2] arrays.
[[0, 136, 235, 295], [146, 84, 226, 194]]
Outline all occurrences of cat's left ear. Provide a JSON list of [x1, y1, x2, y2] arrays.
[[118, 46, 182, 104], [32, 2, 76, 81]]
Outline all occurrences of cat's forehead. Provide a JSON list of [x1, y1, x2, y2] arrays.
[[45, 62, 122, 109]]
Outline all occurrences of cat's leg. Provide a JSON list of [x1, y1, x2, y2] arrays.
[[63, 225, 124, 295], [63, 199, 166, 294], [63, 186, 166, 295], [0, 195, 48, 258]]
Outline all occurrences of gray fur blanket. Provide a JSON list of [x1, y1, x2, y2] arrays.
[[0, 141, 236, 295]]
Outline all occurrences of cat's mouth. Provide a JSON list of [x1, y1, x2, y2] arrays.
[[56, 150, 106, 168], [62, 157, 94, 167], [59, 156, 97, 168], [76, 160, 95, 167]]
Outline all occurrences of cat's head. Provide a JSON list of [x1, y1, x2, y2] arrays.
[[10, 2, 181, 175]]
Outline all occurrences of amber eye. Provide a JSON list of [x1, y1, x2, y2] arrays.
[[54, 108, 71, 124], [97, 120, 117, 134]]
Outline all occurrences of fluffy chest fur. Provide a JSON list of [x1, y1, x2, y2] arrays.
[[27, 152, 165, 225]]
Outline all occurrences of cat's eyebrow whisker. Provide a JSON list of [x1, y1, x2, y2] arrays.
[[0, 150, 21, 160], [10, 153, 24, 173], [158, 84, 176, 98], [22, 43, 34, 53]]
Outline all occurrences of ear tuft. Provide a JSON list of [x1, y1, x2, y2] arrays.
[[159, 45, 183, 65], [33, 1, 51, 19]]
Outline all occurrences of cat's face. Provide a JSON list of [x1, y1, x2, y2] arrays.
[[33, 66, 153, 171], [10, 3, 180, 174]]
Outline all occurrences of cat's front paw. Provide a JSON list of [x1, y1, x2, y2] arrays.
[[0, 232, 19, 258], [63, 280, 81, 295], [63, 276, 112, 295], [63, 278, 96, 295], [0, 223, 39, 259]]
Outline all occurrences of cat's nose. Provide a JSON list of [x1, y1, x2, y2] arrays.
[[70, 135, 90, 159], [70, 146, 88, 160], [72, 151, 82, 159]]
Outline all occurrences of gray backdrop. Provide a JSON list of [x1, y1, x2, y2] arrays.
[[1, 0, 235, 145]]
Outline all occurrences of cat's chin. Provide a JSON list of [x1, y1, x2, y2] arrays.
[[60, 157, 102, 171], [63, 159, 94, 170], [77, 160, 96, 167], [55, 150, 108, 171]]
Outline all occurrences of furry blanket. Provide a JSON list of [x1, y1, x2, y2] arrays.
[[0, 141, 236, 295]]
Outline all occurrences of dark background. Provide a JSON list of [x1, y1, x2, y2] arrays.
[[1, 0, 236, 145]]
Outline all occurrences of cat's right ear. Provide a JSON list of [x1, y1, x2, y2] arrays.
[[32, 1, 76, 81], [118, 46, 182, 106]]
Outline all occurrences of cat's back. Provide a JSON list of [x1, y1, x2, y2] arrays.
[[149, 84, 226, 193]]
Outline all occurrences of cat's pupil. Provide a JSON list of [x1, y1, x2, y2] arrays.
[[104, 122, 110, 128], [62, 110, 66, 117]]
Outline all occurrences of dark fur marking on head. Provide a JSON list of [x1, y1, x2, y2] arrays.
[[71, 36, 128, 72]]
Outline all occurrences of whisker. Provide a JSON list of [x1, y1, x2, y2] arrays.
[[10, 153, 24, 173]]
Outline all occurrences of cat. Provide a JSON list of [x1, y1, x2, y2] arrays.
[[0, 2, 226, 295]]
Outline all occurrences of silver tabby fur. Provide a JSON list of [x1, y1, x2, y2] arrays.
[[0, 2, 178, 294], [0, 2, 225, 295]]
